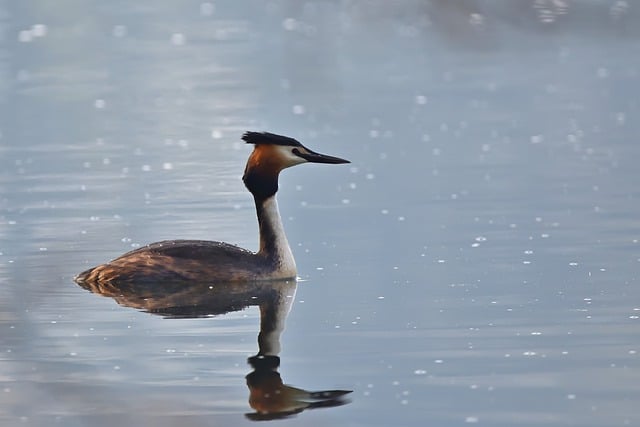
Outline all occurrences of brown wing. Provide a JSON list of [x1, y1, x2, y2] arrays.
[[115, 239, 254, 261]]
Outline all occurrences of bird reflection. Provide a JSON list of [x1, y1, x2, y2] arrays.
[[75, 277, 352, 419]]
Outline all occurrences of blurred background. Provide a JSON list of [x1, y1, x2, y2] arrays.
[[1, 1, 639, 426]]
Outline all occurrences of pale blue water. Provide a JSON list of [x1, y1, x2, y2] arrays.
[[2, 2, 639, 426]]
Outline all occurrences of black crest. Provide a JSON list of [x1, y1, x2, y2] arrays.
[[242, 132, 303, 147]]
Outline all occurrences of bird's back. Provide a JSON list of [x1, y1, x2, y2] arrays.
[[75, 240, 276, 285]]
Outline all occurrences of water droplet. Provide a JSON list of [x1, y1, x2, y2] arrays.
[[112, 25, 127, 37], [171, 33, 186, 45], [200, 2, 215, 16], [610, 1, 629, 19], [282, 18, 298, 31], [469, 13, 484, 26], [596, 67, 609, 79], [31, 24, 47, 37]]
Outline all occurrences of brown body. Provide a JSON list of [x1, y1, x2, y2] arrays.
[[75, 240, 280, 285]]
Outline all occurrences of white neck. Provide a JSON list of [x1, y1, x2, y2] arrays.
[[256, 196, 297, 278]]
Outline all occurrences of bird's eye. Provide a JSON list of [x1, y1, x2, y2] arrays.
[[292, 148, 301, 156]]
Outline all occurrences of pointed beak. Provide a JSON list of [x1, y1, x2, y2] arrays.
[[292, 147, 350, 164]]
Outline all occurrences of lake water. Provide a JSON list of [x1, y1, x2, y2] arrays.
[[1, 1, 639, 426]]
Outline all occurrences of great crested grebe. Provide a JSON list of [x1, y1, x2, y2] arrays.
[[75, 132, 349, 285]]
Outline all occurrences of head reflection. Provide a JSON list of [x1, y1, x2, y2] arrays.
[[246, 354, 351, 421], [75, 277, 352, 419]]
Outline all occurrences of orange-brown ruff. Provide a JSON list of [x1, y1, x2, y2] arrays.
[[75, 132, 349, 285]]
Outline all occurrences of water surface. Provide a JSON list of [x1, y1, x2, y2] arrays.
[[1, 2, 639, 426]]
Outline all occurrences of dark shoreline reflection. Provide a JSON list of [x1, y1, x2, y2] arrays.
[[75, 277, 352, 419]]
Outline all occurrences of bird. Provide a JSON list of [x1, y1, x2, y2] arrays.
[[74, 132, 349, 285]]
